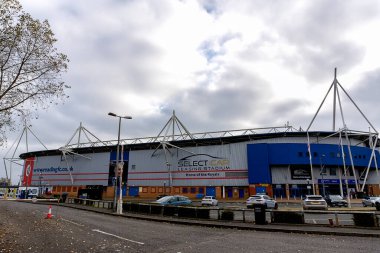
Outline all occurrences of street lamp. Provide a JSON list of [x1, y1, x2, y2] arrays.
[[320, 154, 326, 197], [108, 112, 132, 214], [39, 173, 43, 197]]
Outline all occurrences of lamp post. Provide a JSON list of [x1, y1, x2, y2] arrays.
[[320, 154, 326, 197], [108, 112, 132, 214], [39, 173, 43, 197]]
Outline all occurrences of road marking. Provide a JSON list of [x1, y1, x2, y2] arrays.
[[60, 218, 84, 227], [92, 229, 145, 245]]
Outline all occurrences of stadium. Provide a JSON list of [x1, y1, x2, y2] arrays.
[[15, 73, 380, 200]]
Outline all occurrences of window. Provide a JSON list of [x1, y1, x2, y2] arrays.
[[198, 187, 204, 194], [151, 187, 156, 193], [330, 168, 337, 176], [182, 187, 188, 193], [190, 187, 196, 193]]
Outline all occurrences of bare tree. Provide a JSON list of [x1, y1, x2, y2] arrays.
[[0, 0, 69, 144]]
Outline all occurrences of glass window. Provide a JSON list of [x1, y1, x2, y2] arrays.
[[182, 187, 188, 193], [330, 168, 337, 176], [198, 187, 204, 193], [190, 187, 196, 193]]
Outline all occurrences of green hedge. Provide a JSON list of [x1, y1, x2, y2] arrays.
[[163, 205, 177, 216], [220, 210, 234, 221], [178, 207, 197, 218], [352, 213, 378, 227], [272, 211, 305, 224], [138, 204, 151, 214], [196, 208, 210, 219], [130, 203, 140, 212], [150, 205, 163, 215], [122, 202, 131, 211]]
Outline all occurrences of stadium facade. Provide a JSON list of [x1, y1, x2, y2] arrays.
[[19, 121, 380, 200]]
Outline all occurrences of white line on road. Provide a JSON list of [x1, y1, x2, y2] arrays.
[[60, 218, 84, 227], [92, 229, 145, 245]]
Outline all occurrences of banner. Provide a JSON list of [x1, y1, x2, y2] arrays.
[[23, 157, 35, 186]]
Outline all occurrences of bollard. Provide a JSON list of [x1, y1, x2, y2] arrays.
[[334, 212, 339, 226]]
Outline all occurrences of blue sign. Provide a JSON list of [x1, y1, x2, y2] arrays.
[[318, 179, 358, 184]]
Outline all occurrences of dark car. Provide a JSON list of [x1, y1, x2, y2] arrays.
[[325, 195, 348, 207]]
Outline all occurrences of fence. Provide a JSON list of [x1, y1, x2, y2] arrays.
[[67, 197, 114, 209], [66, 198, 380, 227]]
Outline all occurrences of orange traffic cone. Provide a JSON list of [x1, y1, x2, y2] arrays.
[[45, 205, 53, 219]]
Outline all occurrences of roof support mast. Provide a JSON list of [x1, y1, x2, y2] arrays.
[[307, 68, 378, 199]]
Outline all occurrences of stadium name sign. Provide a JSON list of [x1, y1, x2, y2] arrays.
[[177, 154, 230, 172]]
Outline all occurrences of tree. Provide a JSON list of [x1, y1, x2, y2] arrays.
[[0, 0, 69, 144]]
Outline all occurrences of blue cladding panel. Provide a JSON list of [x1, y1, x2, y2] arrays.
[[129, 186, 139, 197], [247, 143, 380, 184], [110, 150, 129, 161], [247, 144, 271, 184], [206, 187, 216, 196]]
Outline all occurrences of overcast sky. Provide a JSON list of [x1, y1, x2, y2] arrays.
[[2, 0, 380, 183]]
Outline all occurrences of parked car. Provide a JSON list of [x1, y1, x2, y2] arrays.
[[375, 199, 380, 211], [303, 195, 328, 210], [153, 195, 192, 206], [362, 196, 380, 207], [156, 194, 168, 200], [246, 195, 278, 209], [325, 195, 348, 207], [201, 196, 218, 206]]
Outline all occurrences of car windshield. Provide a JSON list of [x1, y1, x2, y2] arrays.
[[250, 196, 263, 199], [204, 196, 213, 199], [307, 196, 323, 200], [330, 195, 343, 200]]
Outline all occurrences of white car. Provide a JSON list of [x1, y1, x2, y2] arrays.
[[201, 196, 218, 206], [362, 196, 380, 207], [303, 195, 328, 210], [246, 195, 278, 209]]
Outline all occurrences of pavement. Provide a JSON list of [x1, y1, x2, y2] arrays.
[[31, 200, 380, 239]]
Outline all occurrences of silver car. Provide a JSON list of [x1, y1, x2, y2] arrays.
[[246, 195, 278, 209], [362, 196, 380, 207], [303, 195, 327, 210]]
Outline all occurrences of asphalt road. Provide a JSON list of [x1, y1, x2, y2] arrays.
[[0, 201, 379, 253]]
